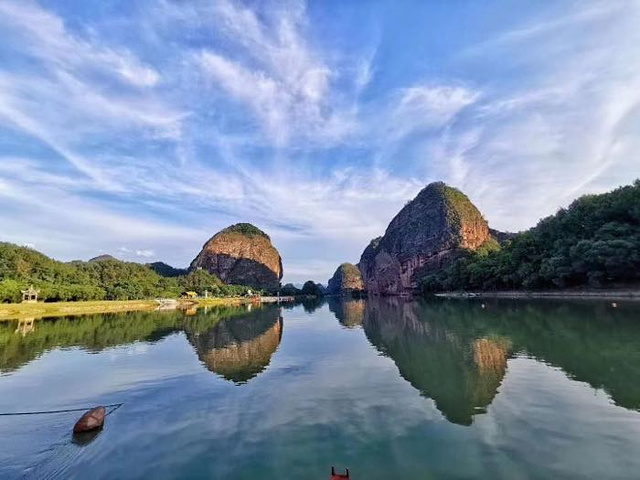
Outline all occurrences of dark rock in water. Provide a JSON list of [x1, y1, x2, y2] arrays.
[[73, 406, 106, 433], [189, 223, 283, 291], [327, 263, 365, 295], [358, 182, 492, 295]]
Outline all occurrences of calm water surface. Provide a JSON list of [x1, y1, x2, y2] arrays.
[[1, 298, 639, 479]]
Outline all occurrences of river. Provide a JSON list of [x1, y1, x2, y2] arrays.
[[0, 298, 639, 479]]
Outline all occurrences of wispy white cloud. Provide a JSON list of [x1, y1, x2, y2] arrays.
[[118, 246, 156, 259], [195, 0, 357, 147], [388, 85, 479, 140], [0, 0, 160, 87]]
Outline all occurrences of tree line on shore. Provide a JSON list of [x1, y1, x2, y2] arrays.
[[0, 246, 258, 303], [421, 180, 640, 292]]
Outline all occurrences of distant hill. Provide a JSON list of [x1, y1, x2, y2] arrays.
[[147, 262, 187, 277], [89, 254, 119, 262], [327, 263, 365, 295]]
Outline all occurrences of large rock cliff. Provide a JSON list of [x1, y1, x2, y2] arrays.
[[189, 223, 282, 291], [358, 182, 490, 295], [327, 263, 365, 295]]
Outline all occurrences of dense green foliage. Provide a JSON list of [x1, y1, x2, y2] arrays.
[[441, 183, 486, 227], [422, 180, 640, 292], [280, 283, 301, 296], [0, 243, 258, 302], [219, 222, 270, 239], [147, 261, 187, 277], [301, 280, 324, 296]]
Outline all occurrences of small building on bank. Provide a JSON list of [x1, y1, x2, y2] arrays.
[[21, 285, 39, 303]]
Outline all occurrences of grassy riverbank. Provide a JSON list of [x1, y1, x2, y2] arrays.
[[0, 297, 260, 321]]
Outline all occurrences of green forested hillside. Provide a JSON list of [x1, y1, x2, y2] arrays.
[[0, 244, 255, 302], [422, 180, 640, 292]]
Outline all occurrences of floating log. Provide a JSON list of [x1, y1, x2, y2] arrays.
[[73, 406, 106, 433], [330, 466, 350, 479]]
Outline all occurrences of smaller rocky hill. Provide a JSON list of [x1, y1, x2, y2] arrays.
[[327, 263, 365, 295], [189, 223, 283, 291]]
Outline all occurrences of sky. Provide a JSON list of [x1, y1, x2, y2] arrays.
[[0, 0, 639, 285]]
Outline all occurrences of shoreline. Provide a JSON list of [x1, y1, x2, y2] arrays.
[[0, 297, 278, 322], [434, 289, 640, 300]]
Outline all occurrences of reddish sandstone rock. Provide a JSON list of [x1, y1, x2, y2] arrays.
[[358, 182, 492, 295], [73, 406, 106, 433], [327, 263, 365, 295], [189, 223, 283, 291]]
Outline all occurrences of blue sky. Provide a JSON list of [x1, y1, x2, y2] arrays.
[[0, 0, 639, 284]]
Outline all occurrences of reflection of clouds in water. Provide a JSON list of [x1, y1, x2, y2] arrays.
[[474, 357, 640, 478], [0, 335, 201, 410], [250, 307, 444, 439], [108, 342, 150, 360]]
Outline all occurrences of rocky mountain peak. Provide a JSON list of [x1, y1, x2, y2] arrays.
[[358, 182, 491, 294], [189, 223, 282, 291], [327, 262, 365, 295]]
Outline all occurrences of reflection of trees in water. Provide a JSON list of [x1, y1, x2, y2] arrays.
[[300, 296, 325, 313], [329, 297, 640, 424], [0, 305, 283, 385], [184, 308, 283, 383]]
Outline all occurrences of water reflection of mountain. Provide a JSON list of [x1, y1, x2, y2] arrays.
[[0, 305, 282, 384], [363, 298, 509, 425], [184, 308, 283, 383], [327, 297, 365, 328], [331, 297, 640, 425]]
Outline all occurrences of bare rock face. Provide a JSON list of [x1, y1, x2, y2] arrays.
[[358, 182, 490, 295], [327, 263, 365, 295], [189, 223, 282, 291]]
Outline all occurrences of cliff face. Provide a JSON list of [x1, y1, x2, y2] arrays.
[[189, 223, 282, 291], [327, 263, 365, 295], [358, 182, 490, 295]]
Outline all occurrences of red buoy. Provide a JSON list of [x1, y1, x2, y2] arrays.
[[73, 406, 106, 433], [331, 466, 350, 479]]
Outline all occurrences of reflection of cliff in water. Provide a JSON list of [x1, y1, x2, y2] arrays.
[[354, 298, 640, 424], [185, 307, 283, 384], [0, 305, 282, 385], [362, 298, 509, 426], [327, 297, 366, 328]]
